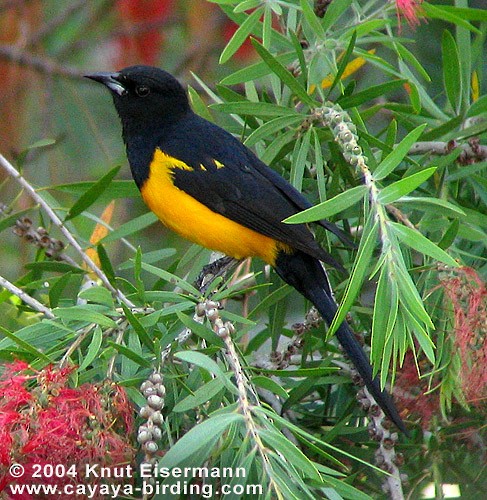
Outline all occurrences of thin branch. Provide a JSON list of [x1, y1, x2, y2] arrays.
[[409, 141, 487, 162], [0, 153, 135, 308], [0, 274, 54, 319], [0, 44, 84, 79]]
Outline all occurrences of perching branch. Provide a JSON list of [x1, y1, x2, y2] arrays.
[[0, 274, 54, 319], [0, 44, 84, 79], [0, 152, 135, 308]]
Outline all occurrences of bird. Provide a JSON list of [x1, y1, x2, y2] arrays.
[[85, 65, 407, 434]]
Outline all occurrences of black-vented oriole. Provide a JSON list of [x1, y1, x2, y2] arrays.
[[86, 65, 406, 433]]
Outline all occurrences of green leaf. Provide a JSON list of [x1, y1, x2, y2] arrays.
[[378, 167, 437, 204], [285, 185, 367, 224], [320, 0, 352, 33], [211, 101, 298, 118], [100, 212, 158, 244], [371, 265, 398, 371], [159, 412, 244, 468], [173, 377, 225, 412], [338, 80, 407, 109], [422, 3, 481, 34], [327, 216, 379, 338], [78, 286, 114, 307], [0, 208, 32, 234], [244, 115, 303, 146], [24, 261, 84, 274], [219, 8, 263, 64], [251, 39, 317, 107], [220, 52, 297, 85], [396, 196, 465, 217], [390, 222, 458, 267], [140, 262, 200, 296], [466, 94, 487, 118], [373, 124, 427, 180], [299, 0, 325, 39], [48, 272, 73, 308], [259, 428, 322, 482], [251, 375, 288, 399], [54, 306, 116, 328], [326, 31, 357, 97], [107, 341, 153, 368], [53, 180, 138, 200], [64, 166, 121, 221], [0, 326, 53, 362], [441, 30, 462, 114], [78, 325, 103, 371], [122, 304, 154, 350]]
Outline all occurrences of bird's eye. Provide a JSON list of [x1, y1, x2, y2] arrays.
[[135, 85, 150, 97]]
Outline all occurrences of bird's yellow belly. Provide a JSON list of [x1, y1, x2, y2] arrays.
[[140, 149, 279, 264]]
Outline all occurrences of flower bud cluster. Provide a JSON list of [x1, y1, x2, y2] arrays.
[[138, 371, 165, 466], [315, 104, 366, 166], [13, 217, 66, 259]]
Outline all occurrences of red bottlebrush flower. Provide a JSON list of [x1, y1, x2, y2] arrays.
[[0, 363, 136, 499], [116, 0, 175, 66], [439, 267, 487, 405], [394, 0, 424, 28], [393, 351, 440, 429]]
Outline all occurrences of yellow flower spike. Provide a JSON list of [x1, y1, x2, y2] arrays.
[[309, 49, 376, 94], [471, 70, 479, 102], [84, 200, 115, 279]]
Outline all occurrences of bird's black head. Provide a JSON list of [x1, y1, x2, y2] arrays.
[[85, 65, 191, 139]]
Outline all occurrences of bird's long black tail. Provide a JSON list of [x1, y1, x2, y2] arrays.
[[274, 249, 407, 434]]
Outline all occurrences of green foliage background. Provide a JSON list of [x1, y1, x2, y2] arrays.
[[0, 1, 486, 498]]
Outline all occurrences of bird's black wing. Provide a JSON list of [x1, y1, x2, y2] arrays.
[[161, 114, 344, 270]]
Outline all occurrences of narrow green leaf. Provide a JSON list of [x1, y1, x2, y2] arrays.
[[466, 94, 487, 118], [78, 286, 113, 308], [259, 428, 322, 482], [140, 262, 200, 296], [220, 52, 297, 85], [49, 272, 73, 308], [54, 306, 116, 328], [0, 326, 53, 362], [96, 244, 116, 283], [326, 31, 357, 97], [64, 166, 121, 221], [371, 265, 398, 370], [188, 86, 214, 122], [422, 3, 480, 34], [211, 101, 298, 118], [173, 377, 225, 413], [251, 39, 317, 107], [251, 375, 288, 399], [0, 208, 32, 234], [441, 30, 462, 114], [100, 212, 158, 244], [397, 196, 465, 216], [219, 8, 263, 64], [175, 350, 236, 393], [122, 304, 154, 350], [390, 222, 458, 267], [24, 261, 84, 274], [299, 0, 326, 39], [285, 185, 367, 224], [78, 326, 103, 371], [321, 0, 352, 33], [338, 80, 407, 109], [378, 167, 437, 204], [107, 341, 152, 368], [159, 412, 244, 468], [327, 217, 379, 338], [373, 124, 427, 180], [244, 115, 303, 146]]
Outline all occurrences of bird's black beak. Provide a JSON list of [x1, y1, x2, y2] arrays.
[[84, 72, 126, 96]]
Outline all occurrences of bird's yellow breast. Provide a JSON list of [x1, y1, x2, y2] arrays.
[[140, 149, 280, 264]]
